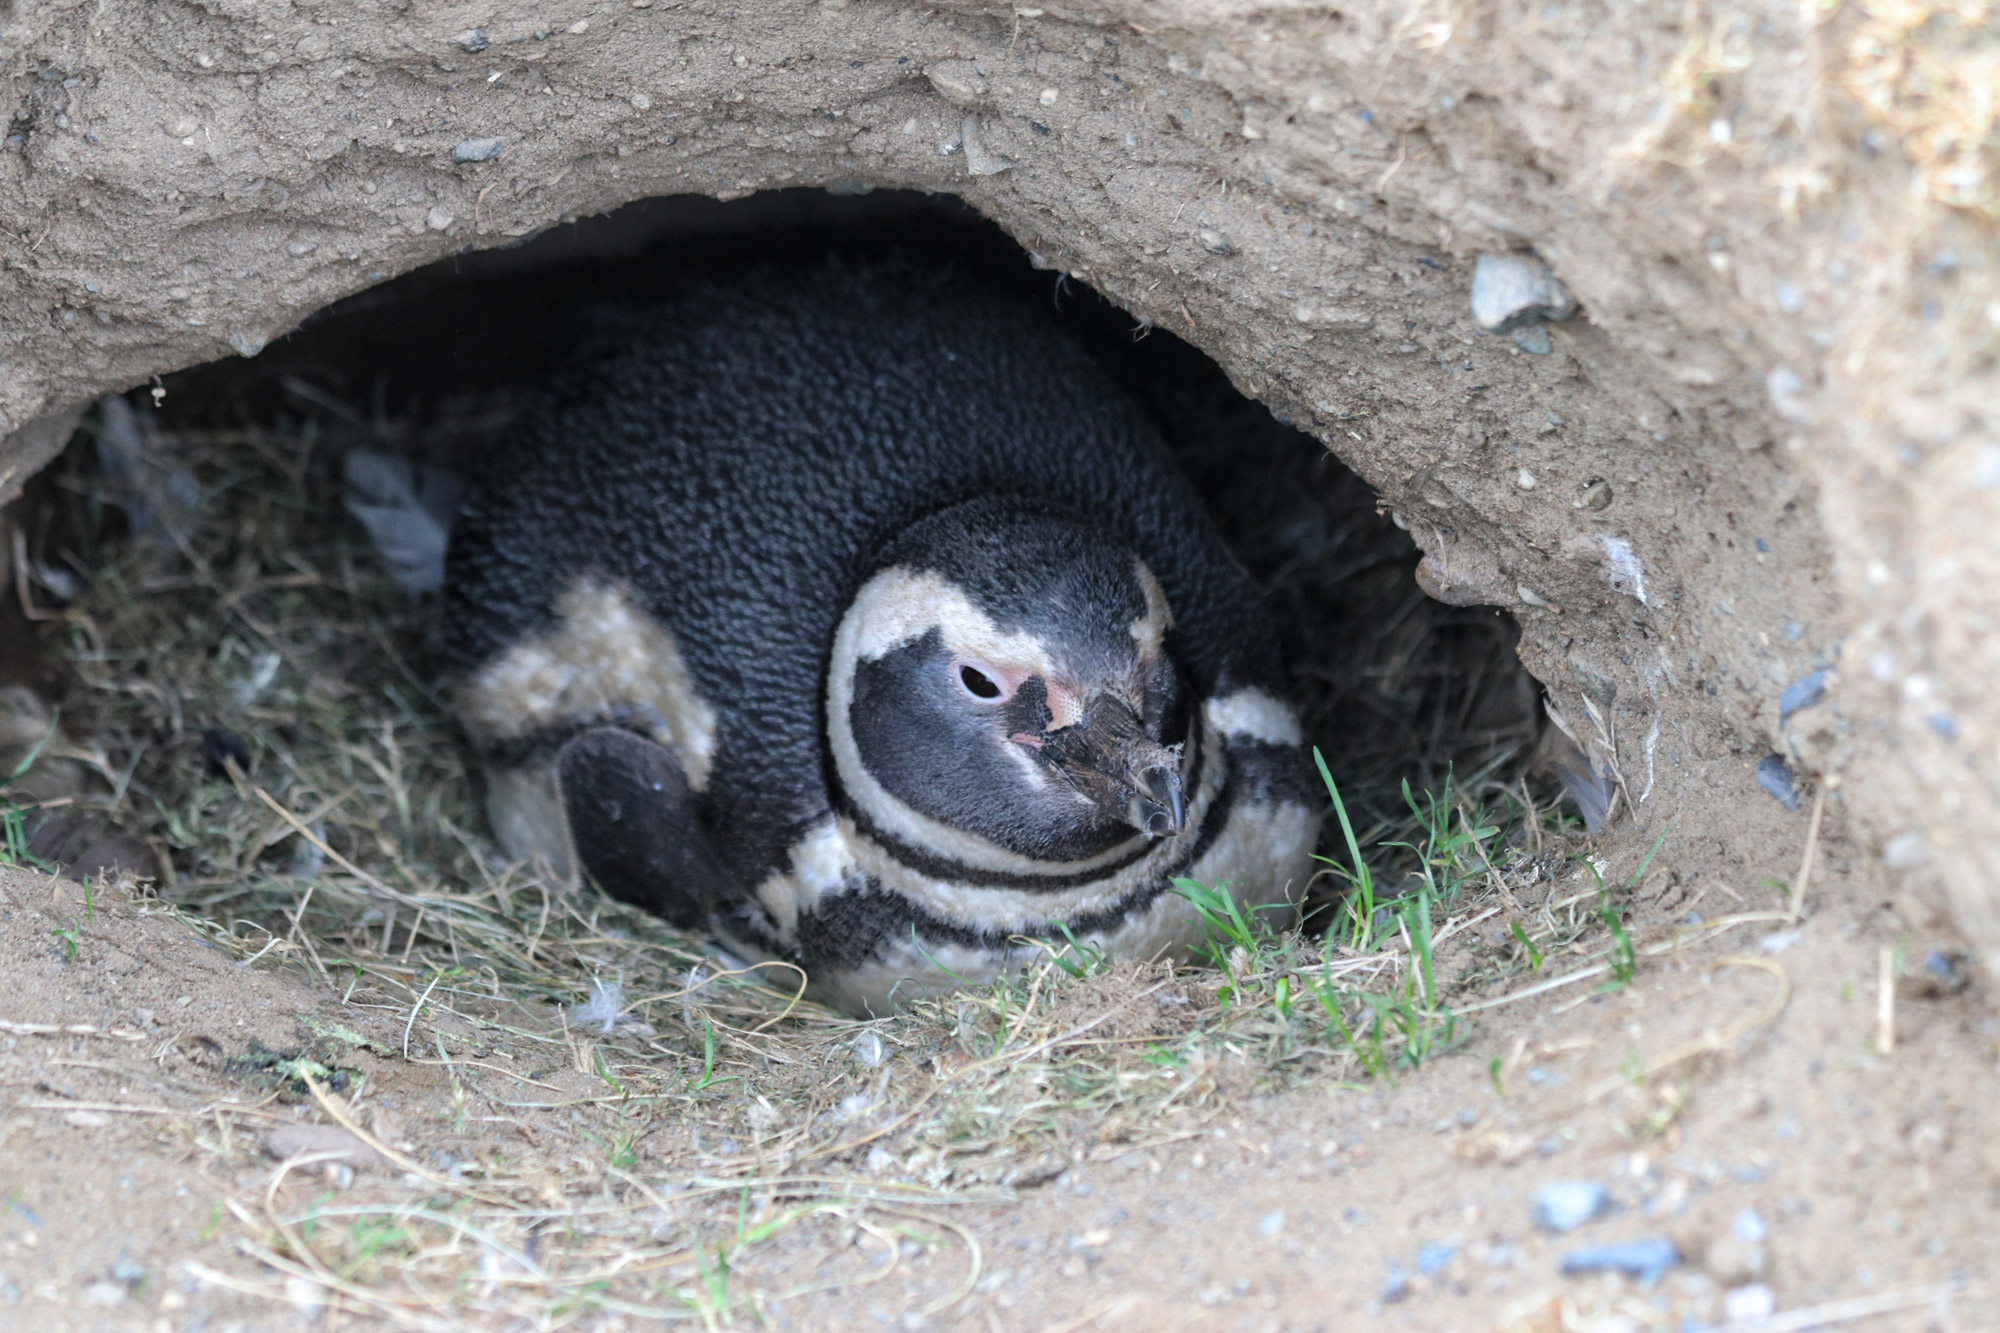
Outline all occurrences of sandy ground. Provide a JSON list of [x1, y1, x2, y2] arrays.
[[2, 800, 1992, 1332]]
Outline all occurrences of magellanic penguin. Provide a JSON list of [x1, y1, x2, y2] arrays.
[[443, 256, 1324, 1015]]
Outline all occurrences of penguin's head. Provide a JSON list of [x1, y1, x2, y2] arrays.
[[827, 499, 1193, 866]]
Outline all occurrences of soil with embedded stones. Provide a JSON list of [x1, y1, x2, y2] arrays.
[[1, 797, 1992, 1330]]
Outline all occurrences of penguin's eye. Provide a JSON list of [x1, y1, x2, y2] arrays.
[[957, 664, 1003, 699]]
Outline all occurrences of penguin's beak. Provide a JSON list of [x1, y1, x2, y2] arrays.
[[1039, 694, 1186, 838]]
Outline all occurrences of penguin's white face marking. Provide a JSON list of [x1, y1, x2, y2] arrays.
[[457, 578, 719, 790]]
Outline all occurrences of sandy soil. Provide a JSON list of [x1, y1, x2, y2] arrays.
[[2, 794, 1991, 1331]]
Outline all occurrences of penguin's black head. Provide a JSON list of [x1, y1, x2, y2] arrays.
[[827, 499, 1192, 867]]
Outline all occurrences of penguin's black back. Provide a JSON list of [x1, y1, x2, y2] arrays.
[[444, 255, 1282, 884]]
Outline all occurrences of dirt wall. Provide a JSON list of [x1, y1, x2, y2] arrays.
[[1, 0, 1995, 968]]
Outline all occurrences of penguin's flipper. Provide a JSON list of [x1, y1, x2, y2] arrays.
[[555, 727, 725, 930]]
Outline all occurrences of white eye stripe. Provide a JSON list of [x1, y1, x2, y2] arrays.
[[844, 568, 1063, 678]]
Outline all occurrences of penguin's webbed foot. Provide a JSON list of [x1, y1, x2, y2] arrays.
[[556, 727, 728, 930]]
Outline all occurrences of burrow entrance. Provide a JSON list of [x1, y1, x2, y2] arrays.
[[4, 190, 1546, 932], [0, 190, 1901, 1333]]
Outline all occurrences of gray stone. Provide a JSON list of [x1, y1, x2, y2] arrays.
[[1560, 1237, 1679, 1284], [453, 137, 506, 163], [1533, 1179, 1608, 1232], [1779, 667, 1831, 725], [1471, 252, 1576, 332], [1724, 1284, 1776, 1320], [1755, 754, 1799, 810], [262, 1123, 391, 1172], [1512, 324, 1553, 354], [1765, 366, 1809, 422], [1880, 824, 1928, 868], [1416, 1242, 1456, 1275], [960, 116, 1013, 176]]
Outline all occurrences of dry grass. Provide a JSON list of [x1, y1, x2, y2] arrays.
[[6, 401, 1595, 1327], [1841, 0, 2000, 223]]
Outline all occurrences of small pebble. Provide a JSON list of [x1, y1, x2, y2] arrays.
[[82, 1281, 126, 1307], [1416, 1242, 1456, 1276], [1379, 1266, 1412, 1304], [1732, 1209, 1767, 1243], [454, 28, 488, 52], [1512, 325, 1553, 355], [1258, 1210, 1285, 1238], [1766, 366, 1809, 422], [453, 137, 506, 163], [1471, 252, 1576, 332], [959, 116, 1012, 176], [1533, 1180, 1608, 1233], [1724, 1284, 1776, 1320], [1754, 754, 1799, 811], [1705, 1233, 1766, 1284], [1883, 832, 1930, 870], [1778, 668, 1830, 726], [262, 1124, 390, 1173], [1924, 950, 1969, 992], [284, 1275, 328, 1312], [1559, 1236, 1680, 1284]]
